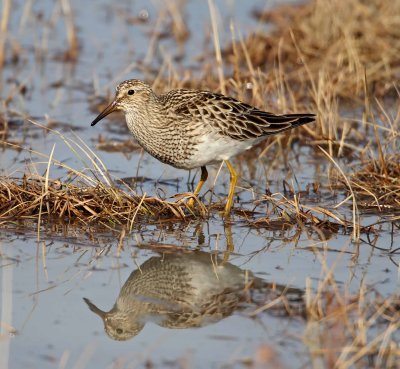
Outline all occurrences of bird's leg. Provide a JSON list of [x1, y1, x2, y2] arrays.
[[187, 166, 208, 209], [224, 160, 237, 217], [223, 221, 234, 263]]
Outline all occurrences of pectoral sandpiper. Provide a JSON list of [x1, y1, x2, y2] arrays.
[[83, 251, 262, 340], [91, 80, 315, 216]]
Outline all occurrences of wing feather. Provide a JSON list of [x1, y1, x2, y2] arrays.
[[169, 90, 315, 141]]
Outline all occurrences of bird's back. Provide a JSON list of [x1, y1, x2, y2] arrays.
[[160, 88, 315, 141], [116, 252, 255, 328], [155, 88, 315, 168]]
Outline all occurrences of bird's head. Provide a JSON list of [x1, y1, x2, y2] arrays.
[[83, 297, 144, 341], [91, 79, 155, 126]]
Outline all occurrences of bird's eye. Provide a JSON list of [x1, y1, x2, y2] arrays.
[[127, 89, 135, 95], [116, 328, 123, 334]]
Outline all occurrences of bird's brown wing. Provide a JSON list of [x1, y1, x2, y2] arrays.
[[170, 90, 315, 141]]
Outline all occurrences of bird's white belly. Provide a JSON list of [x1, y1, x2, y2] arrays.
[[183, 134, 261, 169]]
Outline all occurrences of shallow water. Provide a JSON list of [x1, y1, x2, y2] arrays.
[[0, 1, 399, 369], [2, 221, 398, 369]]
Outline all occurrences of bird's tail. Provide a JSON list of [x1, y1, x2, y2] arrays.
[[283, 113, 316, 127], [283, 113, 316, 126]]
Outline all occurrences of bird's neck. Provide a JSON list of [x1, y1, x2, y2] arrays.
[[124, 99, 179, 165], [125, 97, 164, 139]]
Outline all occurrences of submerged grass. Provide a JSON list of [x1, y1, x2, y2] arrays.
[[304, 275, 400, 369], [252, 257, 400, 368]]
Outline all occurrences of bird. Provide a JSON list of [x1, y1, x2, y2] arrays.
[[83, 251, 264, 341], [91, 79, 315, 216]]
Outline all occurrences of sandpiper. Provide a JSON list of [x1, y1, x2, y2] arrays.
[[83, 251, 263, 340], [91, 79, 315, 216]]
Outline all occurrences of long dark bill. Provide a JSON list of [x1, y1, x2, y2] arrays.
[[83, 297, 107, 319], [91, 100, 118, 126]]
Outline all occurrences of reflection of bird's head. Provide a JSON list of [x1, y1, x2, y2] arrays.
[[83, 298, 144, 341]]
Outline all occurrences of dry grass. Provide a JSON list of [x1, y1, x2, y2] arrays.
[[1, 0, 398, 233], [0, 0, 12, 68], [129, 0, 399, 181], [59, 0, 80, 61], [0, 169, 352, 235], [248, 261, 400, 369], [0, 119, 364, 235], [304, 277, 400, 369], [0, 113, 8, 141], [348, 154, 400, 211], [222, 0, 400, 223], [229, 0, 400, 100], [300, 230, 400, 369], [0, 120, 210, 230], [0, 175, 189, 227]]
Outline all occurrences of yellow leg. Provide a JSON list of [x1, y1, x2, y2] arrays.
[[223, 221, 234, 263], [187, 166, 208, 209], [224, 160, 237, 217]]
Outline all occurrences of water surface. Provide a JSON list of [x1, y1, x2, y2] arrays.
[[0, 1, 399, 369]]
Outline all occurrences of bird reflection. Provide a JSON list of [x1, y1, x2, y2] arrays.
[[84, 251, 301, 341]]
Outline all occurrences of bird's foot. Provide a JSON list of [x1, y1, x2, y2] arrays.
[[185, 194, 207, 216], [186, 196, 196, 210]]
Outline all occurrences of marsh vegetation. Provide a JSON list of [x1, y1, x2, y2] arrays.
[[0, 0, 399, 368]]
